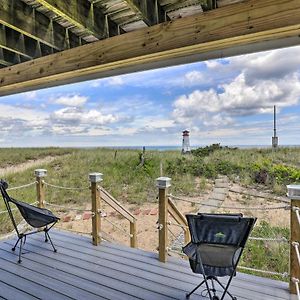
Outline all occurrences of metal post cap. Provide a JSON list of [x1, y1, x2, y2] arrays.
[[89, 172, 103, 183], [156, 177, 171, 188], [34, 169, 47, 177], [287, 185, 300, 199]]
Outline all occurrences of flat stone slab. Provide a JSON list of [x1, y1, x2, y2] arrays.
[[215, 181, 229, 188], [213, 187, 229, 195], [210, 193, 226, 201]]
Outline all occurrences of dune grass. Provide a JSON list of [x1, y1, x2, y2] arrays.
[[0, 147, 73, 168]]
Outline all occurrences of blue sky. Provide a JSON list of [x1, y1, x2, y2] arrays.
[[1, 45, 300, 147]]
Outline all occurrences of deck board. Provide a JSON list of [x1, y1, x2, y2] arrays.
[[0, 230, 296, 300]]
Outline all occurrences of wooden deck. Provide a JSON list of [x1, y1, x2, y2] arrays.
[[0, 230, 295, 300]]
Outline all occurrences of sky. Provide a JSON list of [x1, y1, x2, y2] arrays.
[[1, 45, 300, 148]]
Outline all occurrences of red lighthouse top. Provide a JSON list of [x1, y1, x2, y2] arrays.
[[182, 130, 189, 137]]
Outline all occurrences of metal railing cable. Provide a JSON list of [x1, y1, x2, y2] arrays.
[[293, 242, 300, 268], [168, 221, 188, 230], [249, 236, 289, 243], [101, 212, 133, 238], [292, 278, 300, 300], [168, 194, 202, 204], [43, 181, 90, 191], [167, 247, 185, 257], [229, 188, 290, 204], [293, 207, 300, 228], [168, 194, 290, 211], [237, 266, 289, 278]]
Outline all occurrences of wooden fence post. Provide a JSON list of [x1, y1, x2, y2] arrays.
[[89, 172, 103, 246], [157, 177, 171, 263], [288, 185, 300, 294], [35, 169, 47, 209]]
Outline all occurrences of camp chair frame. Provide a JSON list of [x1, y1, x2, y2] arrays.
[[183, 213, 256, 300], [0, 179, 59, 263]]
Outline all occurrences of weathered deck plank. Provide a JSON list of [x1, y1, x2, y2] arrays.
[[0, 230, 295, 300]]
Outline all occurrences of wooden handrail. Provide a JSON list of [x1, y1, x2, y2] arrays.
[[100, 187, 137, 248], [100, 188, 136, 223]]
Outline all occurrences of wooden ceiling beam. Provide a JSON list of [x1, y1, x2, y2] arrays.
[[123, 0, 166, 25], [31, 0, 120, 39], [1, 0, 300, 96], [0, 0, 80, 50]]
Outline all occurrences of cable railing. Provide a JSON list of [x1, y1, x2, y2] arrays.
[[1, 170, 299, 298], [156, 176, 297, 297], [0, 169, 138, 248]]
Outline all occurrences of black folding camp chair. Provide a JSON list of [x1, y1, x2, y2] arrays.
[[183, 213, 256, 300], [0, 179, 59, 263]]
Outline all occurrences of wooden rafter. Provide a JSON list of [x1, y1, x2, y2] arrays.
[[0, 0, 80, 50], [28, 0, 120, 40], [1, 0, 300, 96], [123, 0, 166, 26], [0, 25, 35, 59]]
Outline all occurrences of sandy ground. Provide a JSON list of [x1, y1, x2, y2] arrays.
[[0, 155, 69, 177], [56, 179, 290, 253], [56, 199, 203, 252]]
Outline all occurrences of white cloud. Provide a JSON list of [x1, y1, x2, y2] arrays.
[[107, 76, 124, 86], [183, 71, 204, 85], [173, 72, 300, 126], [51, 107, 118, 125], [53, 95, 88, 107], [24, 91, 37, 100]]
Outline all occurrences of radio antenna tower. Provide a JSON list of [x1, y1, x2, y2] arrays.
[[272, 105, 278, 149]]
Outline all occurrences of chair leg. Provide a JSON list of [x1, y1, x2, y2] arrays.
[[186, 279, 205, 298], [11, 237, 21, 251], [219, 274, 237, 300], [214, 277, 236, 300], [44, 230, 48, 242], [45, 231, 57, 253], [18, 237, 23, 263]]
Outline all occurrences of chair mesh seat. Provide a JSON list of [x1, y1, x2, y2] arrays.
[[183, 243, 242, 276], [183, 213, 256, 300], [12, 198, 59, 228], [0, 179, 59, 263]]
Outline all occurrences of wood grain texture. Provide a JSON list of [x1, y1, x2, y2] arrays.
[[1, 0, 300, 95], [91, 182, 101, 246], [0, 229, 294, 300]]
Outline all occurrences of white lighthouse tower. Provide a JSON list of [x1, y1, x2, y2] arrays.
[[182, 130, 191, 154]]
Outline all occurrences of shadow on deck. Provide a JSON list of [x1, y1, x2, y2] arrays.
[[0, 230, 295, 300]]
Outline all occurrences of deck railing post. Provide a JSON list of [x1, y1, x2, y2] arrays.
[[130, 221, 137, 248], [287, 185, 300, 294], [89, 172, 103, 246], [157, 177, 171, 263], [35, 169, 47, 209]]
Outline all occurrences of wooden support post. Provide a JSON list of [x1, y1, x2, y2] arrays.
[[157, 177, 171, 263], [130, 221, 137, 248], [34, 169, 47, 209], [89, 172, 103, 246], [287, 185, 300, 294]]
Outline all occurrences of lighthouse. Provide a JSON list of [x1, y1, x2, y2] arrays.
[[182, 130, 191, 154]]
